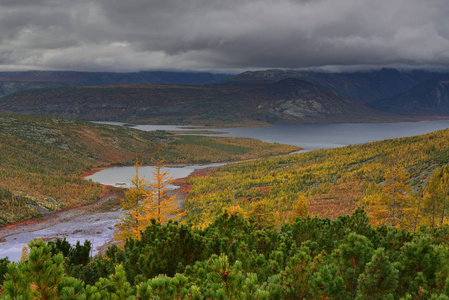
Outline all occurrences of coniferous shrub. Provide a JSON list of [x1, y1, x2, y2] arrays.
[[3, 211, 449, 298]]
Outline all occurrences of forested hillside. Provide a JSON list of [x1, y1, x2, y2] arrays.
[[1, 117, 449, 299], [182, 128, 449, 230], [0, 114, 298, 227], [2, 211, 449, 299]]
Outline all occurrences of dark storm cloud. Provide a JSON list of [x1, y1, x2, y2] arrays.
[[0, 0, 448, 71]]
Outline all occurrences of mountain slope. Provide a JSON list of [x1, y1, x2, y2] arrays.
[[368, 75, 449, 115], [226, 68, 448, 101], [0, 70, 230, 97], [252, 78, 379, 123], [0, 79, 394, 125]]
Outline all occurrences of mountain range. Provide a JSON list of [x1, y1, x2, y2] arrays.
[[367, 75, 449, 116], [0, 69, 448, 125], [0, 70, 229, 97], [227, 68, 447, 101]]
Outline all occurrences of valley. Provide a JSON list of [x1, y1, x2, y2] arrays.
[[1, 67, 449, 250], [0, 114, 298, 227], [2, 1, 449, 296], [2, 120, 448, 262], [2, 119, 449, 298], [1, 69, 449, 297]]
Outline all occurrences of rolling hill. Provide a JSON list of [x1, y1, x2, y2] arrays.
[[2, 68, 448, 125]]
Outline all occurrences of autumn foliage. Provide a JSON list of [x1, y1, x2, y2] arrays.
[[182, 128, 449, 230], [0, 113, 297, 227], [114, 158, 185, 243]]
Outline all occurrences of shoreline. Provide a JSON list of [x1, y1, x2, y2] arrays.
[[0, 153, 263, 260], [1, 143, 300, 238], [0, 193, 120, 240], [0, 162, 225, 261]]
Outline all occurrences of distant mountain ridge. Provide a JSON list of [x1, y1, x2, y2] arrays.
[[368, 75, 449, 115], [0, 78, 394, 125], [1, 68, 447, 101], [1, 68, 449, 125], [0, 70, 230, 97], [227, 68, 449, 101]]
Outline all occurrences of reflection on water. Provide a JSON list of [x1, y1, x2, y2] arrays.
[[86, 163, 226, 188], [206, 122, 449, 149], [128, 125, 200, 131]]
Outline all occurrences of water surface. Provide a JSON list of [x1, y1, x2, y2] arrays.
[[86, 163, 226, 188], [133, 121, 449, 150]]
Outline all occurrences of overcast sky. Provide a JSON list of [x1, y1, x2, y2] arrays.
[[0, 0, 448, 73]]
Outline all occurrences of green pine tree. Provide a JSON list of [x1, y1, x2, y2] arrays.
[[355, 247, 398, 299]]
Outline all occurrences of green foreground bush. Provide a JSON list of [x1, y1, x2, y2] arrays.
[[2, 209, 449, 299]]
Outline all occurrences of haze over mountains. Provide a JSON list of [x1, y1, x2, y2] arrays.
[[0, 68, 448, 125], [368, 75, 449, 115]]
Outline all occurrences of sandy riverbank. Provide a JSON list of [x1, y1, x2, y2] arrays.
[[0, 194, 121, 261], [0, 164, 218, 262]]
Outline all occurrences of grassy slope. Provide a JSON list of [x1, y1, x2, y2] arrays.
[[182, 128, 449, 227], [0, 114, 299, 227]]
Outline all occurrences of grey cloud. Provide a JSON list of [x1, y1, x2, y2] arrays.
[[0, 0, 50, 7], [0, 0, 448, 72]]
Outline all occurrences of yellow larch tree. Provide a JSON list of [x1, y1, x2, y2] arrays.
[[291, 194, 309, 222], [365, 165, 416, 230], [20, 246, 29, 262], [248, 199, 277, 228], [421, 166, 449, 228], [222, 204, 246, 217], [131, 156, 185, 239], [114, 160, 147, 243]]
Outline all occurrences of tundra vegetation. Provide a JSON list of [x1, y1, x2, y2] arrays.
[[181, 128, 449, 231], [0, 113, 298, 227]]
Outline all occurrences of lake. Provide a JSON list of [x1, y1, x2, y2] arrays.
[[87, 121, 449, 187], [133, 121, 449, 150], [86, 163, 226, 189]]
